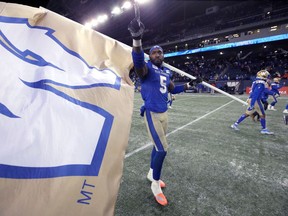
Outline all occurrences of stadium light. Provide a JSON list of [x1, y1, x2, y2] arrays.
[[91, 19, 98, 27], [122, 1, 132, 10], [135, 0, 152, 4], [97, 14, 108, 23], [111, 6, 122, 15], [84, 0, 153, 29]]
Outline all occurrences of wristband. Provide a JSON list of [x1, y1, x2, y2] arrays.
[[133, 39, 142, 47]]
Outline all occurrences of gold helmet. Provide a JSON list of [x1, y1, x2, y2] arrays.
[[273, 77, 281, 83], [256, 70, 270, 80]]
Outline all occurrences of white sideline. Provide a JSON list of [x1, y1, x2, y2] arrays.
[[125, 100, 234, 158]]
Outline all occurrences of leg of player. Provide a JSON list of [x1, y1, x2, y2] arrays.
[[269, 96, 277, 111], [147, 147, 166, 188], [151, 150, 167, 206], [231, 113, 249, 130], [259, 115, 274, 134], [258, 102, 274, 134], [144, 111, 168, 206]]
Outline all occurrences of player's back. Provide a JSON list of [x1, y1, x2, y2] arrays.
[[250, 79, 265, 100]]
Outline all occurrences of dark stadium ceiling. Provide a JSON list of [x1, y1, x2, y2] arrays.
[[6, 0, 251, 43]]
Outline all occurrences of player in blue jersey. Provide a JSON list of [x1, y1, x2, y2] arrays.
[[251, 82, 274, 121], [231, 70, 274, 134], [128, 18, 201, 206], [167, 71, 176, 109], [268, 77, 282, 111], [167, 93, 175, 109]]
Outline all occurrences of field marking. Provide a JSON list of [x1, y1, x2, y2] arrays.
[[125, 100, 234, 158]]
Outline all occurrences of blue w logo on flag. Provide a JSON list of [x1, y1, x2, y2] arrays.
[[0, 16, 120, 179]]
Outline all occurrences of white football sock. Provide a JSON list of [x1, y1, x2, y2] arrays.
[[147, 168, 153, 181]]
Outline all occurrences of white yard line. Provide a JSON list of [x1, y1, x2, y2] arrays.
[[125, 100, 234, 158]]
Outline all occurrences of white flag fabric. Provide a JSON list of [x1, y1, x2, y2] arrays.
[[0, 2, 134, 216]]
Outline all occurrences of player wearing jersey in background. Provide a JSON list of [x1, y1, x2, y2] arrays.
[[231, 70, 274, 135], [128, 17, 201, 206], [167, 71, 176, 109], [268, 77, 282, 111], [168, 93, 175, 109]]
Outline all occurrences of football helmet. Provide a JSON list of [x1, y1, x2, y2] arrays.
[[273, 77, 281, 83], [256, 70, 271, 80]]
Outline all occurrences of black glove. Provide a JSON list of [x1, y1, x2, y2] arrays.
[[189, 77, 202, 86], [128, 18, 145, 40]]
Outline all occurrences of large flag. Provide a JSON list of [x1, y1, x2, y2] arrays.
[[0, 2, 134, 216]]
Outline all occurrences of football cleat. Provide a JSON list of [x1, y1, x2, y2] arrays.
[[154, 193, 168, 206], [231, 123, 239, 130], [260, 128, 274, 135], [151, 181, 168, 206]]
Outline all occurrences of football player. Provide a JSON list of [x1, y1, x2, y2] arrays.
[[251, 82, 274, 121], [231, 70, 274, 134], [128, 17, 201, 206], [268, 77, 282, 111], [167, 71, 176, 109]]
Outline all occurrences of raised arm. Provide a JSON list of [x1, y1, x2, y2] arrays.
[[128, 17, 148, 79]]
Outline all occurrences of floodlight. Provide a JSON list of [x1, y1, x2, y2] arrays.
[[97, 14, 108, 23], [91, 19, 98, 27], [135, 0, 151, 4], [111, 6, 121, 15], [122, 1, 132, 10]]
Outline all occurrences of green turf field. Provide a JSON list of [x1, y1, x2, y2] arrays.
[[115, 93, 288, 216]]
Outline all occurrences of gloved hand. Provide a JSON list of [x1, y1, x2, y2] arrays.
[[128, 18, 145, 40], [189, 77, 202, 87], [247, 105, 254, 111]]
